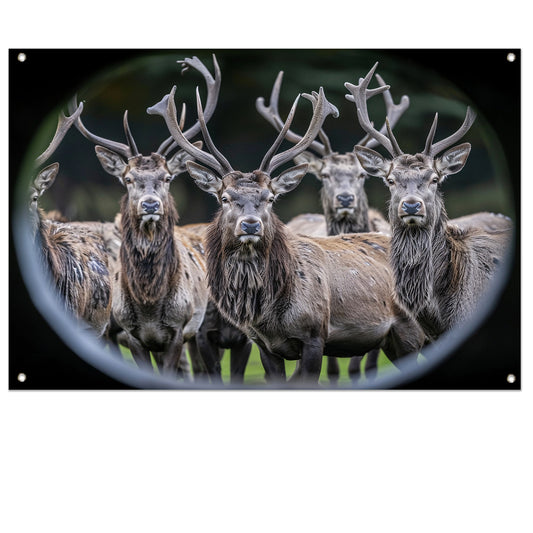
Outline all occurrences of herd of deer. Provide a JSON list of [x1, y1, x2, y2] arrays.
[[27, 55, 512, 386]]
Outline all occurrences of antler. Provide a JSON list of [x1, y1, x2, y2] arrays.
[[148, 85, 233, 177], [67, 54, 220, 160], [422, 107, 477, 157], [354, 73, 410, 149], [259, 87, 339, 174], [344, 62, 403, 157], [155, 54, 221, 156], [67, 95, 139, 160], [34, 102, 84, 167], [149, 81, 338, 178], [257, 69, 397, 156], [256, 71, 333, 156]]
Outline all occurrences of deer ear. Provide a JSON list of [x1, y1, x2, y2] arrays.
[[34, 163, 60, 194], [166, 141, 203, 175], [353, 146, 391, 178], [270, 163, 308, 196], [186, 161, 222, 196], [95, 146, 127, 182], [293, 151, 323, 179], [435, 143, 471, 177]]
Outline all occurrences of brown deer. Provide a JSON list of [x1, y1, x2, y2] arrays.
[[348, 64, 512, 340], [148, 83, 425, 384], [68, 56, 222, 378], [257, 70, 406, 237], [256, 69, 408, 384], [30, 103, 112, 337]]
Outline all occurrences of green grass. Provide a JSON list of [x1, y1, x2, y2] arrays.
[[118, 343, 403, 387]]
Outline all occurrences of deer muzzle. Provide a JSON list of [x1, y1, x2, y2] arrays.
[[138, 195, 164, 221], [398, 196, 426, 225], [236, 216, 263, 243]]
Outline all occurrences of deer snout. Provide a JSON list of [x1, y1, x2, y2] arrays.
[[138, 195, 163, 217], [236, 216, 263, 242], [141, 200, 160, 214], [402, 201, 422, 215], [336, 193, 355, 208], [398, 196, 426, 223], [241, 219, 261, 235]]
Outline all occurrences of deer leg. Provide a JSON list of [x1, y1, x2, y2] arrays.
[[258, 346, 286, 383], [154, 345, 191, 380], [176, 346, 192, 382], [383, 312, 425, 368], [156, 330, 185, 377], [199, 336, 223, 384], [127, 335, 153, 372], [193, 323, 222, 383], [187, 338, 209, 381], [348, 355, 364, 384], [300, 337, 324, 384], [327, 357, 340, 386], [229, 339, 252, 385]]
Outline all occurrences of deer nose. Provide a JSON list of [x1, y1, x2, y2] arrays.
[[241, 219, 261, 235], [402, 201, 422, 215], [336, 194, 355, 208], [141, 200, 160, 214]]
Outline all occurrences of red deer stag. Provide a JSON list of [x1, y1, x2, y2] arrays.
[[148, 83, 425, 385], [348, 64, 512, 340], [30, 103, 112, 337], [256, 69, 408, 384], [257, 70, 406, 237], [68, 56, 223, 378]]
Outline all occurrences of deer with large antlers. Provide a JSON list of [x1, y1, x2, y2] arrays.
[[256, 69, 409, 384], [348, 64, 512, 339], [148, 82, 425, 384], [68, 56, 226, 378], [257, 70, 406, 237], [29, 103, 113, 336]]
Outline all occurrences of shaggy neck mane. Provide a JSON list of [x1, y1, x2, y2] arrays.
[[324, 203, 370, 235], [389, 194, 452, 334], [206, 211, 297, 326], [120, 195, 180, 304]]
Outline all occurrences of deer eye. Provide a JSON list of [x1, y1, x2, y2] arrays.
[[164, 174, 172, 182], [124, 176, 132, 184], [432, 176, 439, 184], [386, 177, 395, 185], [321, 173, 330, 180], [221, 196, 229, 204], [268, 196, 275, 203]]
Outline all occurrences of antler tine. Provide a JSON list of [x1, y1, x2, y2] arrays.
[[35, 101, 84, 167], [256, 71, 330, 156], [158, 54, 221, 156], [424, 106, 477, 157], [156, 103, 186, 156], [385, 117, 403, 156], [260, 86, 339, 174], [67, 95, 132, 160], [194, 86, 233, 174], [345, 62, 403, 157], [123, 110, 140, 157], [259, 94, 301, 172], [360, 73, 410, 149], [147, 85, 227, 176], [422, 113, 439, 156]]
